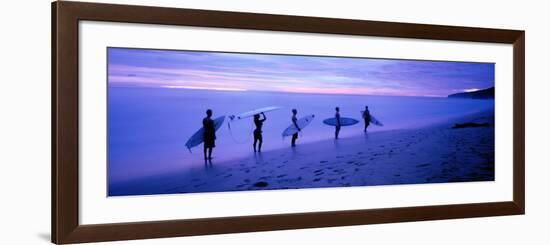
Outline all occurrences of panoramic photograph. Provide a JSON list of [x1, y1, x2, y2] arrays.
[[107, 47, 495, 197]]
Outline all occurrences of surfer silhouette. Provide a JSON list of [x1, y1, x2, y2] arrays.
[[335, 107, 341, 139], [363, 106, 371, 132], [291, 109, 300, 147], [203, 109, 216, 160], [253, 112, 266, 152]]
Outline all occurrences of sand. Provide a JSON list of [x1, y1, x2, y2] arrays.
[[109, 109, 495, 196]]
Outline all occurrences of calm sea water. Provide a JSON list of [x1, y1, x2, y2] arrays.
[[108, 87, 494, 183]]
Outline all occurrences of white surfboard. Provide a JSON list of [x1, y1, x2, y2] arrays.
[[360, 110, 384, 126], [282, 114, 315, 137], [229, 106, 281, 120], [185, 116, 226, 152]]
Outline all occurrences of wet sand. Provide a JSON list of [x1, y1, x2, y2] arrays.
[[109, 109, 495, 196]]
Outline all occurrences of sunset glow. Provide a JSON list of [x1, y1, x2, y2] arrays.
[[108, 48, 495, 97]]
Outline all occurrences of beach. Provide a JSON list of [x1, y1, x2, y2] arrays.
[[107, 87, 495, 184], [109, 109, 495, 196]]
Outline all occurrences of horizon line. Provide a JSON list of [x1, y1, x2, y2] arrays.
[[107, 84, 481, 98]]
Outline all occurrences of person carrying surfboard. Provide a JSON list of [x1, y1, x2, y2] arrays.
[[335, 107, 341, 139], [253, 112, 267, 152], [363, 106, 371, 132], [291, 109, 301, 147], [203, 109, 216, 160]]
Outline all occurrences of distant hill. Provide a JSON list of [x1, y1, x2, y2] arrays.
[[448, 87, 494, 99]]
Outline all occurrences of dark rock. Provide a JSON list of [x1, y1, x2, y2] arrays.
[[452, 122, 490, 129]]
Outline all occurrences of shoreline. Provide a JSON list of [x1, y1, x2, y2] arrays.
[[109, 109, 495, 196]]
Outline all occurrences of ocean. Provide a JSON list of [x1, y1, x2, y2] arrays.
[[108, 86, 494, 184]]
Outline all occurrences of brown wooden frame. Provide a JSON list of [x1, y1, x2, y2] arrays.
[[52, 1, 525, 244]]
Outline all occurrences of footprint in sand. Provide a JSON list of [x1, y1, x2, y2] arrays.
[[320, 160, 328, 163], [279, 176, 303, 183], [253, 181, 269, 187], [313, 178, 322, 182]]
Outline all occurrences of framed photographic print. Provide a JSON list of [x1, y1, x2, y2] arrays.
[[52, 1, 525, 244]]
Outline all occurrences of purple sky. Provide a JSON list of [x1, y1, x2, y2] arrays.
[[108, 48, 494, 97]]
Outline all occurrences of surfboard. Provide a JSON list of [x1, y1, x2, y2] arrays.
[[282, 114, 315, 137], [185, 116, 226, 152], [360, 110, 384, 126], [229, 106, 281, 120], [322, 117, 359, 126]]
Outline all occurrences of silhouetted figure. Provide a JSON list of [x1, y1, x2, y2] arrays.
[[203, 109, 216, 160], [363, 106, 371, 132], [291, 109, 300, 147], [253, 112, 266, 152], [335, 107, 341, 139]]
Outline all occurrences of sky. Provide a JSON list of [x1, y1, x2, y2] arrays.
[[107, 48, 495, 97]]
